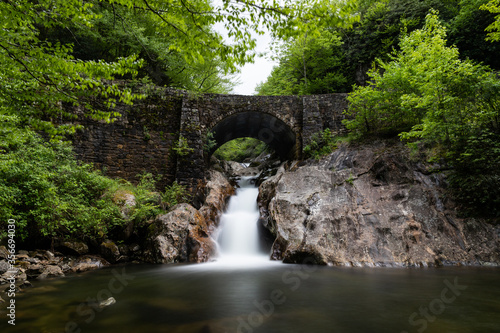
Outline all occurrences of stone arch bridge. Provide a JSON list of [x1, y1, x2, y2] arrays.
[[72, 87, 348, 192]]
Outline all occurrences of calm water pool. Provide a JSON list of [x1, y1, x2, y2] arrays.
[[3, 262, 500, 333]]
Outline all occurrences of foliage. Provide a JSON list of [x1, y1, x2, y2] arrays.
[[161, 181, 191, 210], [256, 29, 349, 95], [125, 173, 162, 224], [213, 137, 269, 162], [204, 131, 217, 152], [447, 130, 500, 217], [0, 119, 123, 242], [449, 0, 500, 69], [42, 1, 238, 93], [1, 0, 362, 140], [345, 11, 500, 217], [481, 0, 500, 41], [303, 128, 340, 159], [172, 135, 194, 157], [258, 0, 500, 95], [0, 116, 192, 243], [0, 0, 144, 140]]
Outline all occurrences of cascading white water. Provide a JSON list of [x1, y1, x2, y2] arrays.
[[216, 176, 269, 264]]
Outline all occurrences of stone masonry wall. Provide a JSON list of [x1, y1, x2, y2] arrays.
[[71, 87, 348, 190], [72, 87, 183, 189]]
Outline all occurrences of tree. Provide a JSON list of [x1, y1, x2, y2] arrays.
[[41, 1, 238, 93], [481, 0, 500, 41], [257, 28, 349, 95], [0, 0, 142, 139], [449, 0, 500, 69], [345, 11, 500, 216], [0, 0, 360, 138]]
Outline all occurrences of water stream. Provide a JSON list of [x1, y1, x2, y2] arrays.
[[2, 175, 500, 332], [215, 176, 270, 265]]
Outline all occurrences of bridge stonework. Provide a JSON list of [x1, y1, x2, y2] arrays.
[[72, 87, 348, 192]]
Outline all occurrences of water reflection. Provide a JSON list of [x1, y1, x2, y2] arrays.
[[3, 181, 500, 332], [3, 264, 500, 333]]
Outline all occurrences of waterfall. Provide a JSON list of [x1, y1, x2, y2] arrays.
[[216, 176, 269, 263]]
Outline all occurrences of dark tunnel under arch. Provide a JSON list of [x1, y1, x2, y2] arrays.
[[208, 111, 297, 160]]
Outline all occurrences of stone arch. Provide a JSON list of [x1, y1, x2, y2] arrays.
[[208, 111, 297, 160]]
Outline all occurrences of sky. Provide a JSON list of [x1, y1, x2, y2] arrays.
[[214, 18, 277, 96], [231, 32, 277, 95]]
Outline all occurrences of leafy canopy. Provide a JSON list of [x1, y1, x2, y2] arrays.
[[256, 28, 349, 95], [481, 0, 500, 41], [345, 11, 500, 216], [1, 0, 358, 138]]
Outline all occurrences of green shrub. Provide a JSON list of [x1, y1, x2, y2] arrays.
[[344, 12, 500, 219], [448, 130, 500, 218], [303, 128, 339, 159], [162, 181, 191, 210], [0, 118, 191, 245], [0, 125, 124, 242], [173, 135, 194, 156], [213, 137, 269, 162]]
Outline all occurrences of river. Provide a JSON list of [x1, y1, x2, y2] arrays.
[[4, 177, 500, 333]]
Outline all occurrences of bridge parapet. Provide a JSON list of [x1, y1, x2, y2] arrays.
[[72, 87, 348, 193]]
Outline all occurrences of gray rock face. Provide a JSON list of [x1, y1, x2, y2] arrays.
[[146, 203, 217, 263], [259, 142, 500, 266], [144, 169, 234, 264], [199, 170, 235, 234]]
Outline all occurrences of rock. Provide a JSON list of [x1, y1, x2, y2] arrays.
[[146, 203, 216, 263], [20, 280, 33, 289], [45, 251, 55, 260], [71, 256, 109, 273], [118, 244, 130, 256], [0, 246, 9, 260], [0, 260, 10, 274], [260, 141, 500, 266], [221, 160, 246, 176], [99, 297, 116, 308], [16, 269, 27, 282], [15, 254, 29, 260], [37, 265, 64, 279], [26, 264, 44, 279], [199, 170, 235, 232], [129, 244, 141, 253], [111, 190, 136, 219], [100, 240, 121, 264], [58, 241, 89, 256], [238, 166, 260, 177]]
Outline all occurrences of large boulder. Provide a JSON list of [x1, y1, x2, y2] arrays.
[[100, 240, 121, 264], [58, 241, 89, 256], [199, 170, 234, 233], [259, 141, 500, 266], [70, 256, 109, 273], [145, 203, 217, 263]]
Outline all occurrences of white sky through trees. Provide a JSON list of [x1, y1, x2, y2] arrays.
[[232, 31, 276, 95], [212, 0, 277, 95]]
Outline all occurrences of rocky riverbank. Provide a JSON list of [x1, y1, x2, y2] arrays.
[[0, 246, 111, 304], [3, 139, 500, 303], [258, 140, 500, 267], [0, 166, 237, 303]]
